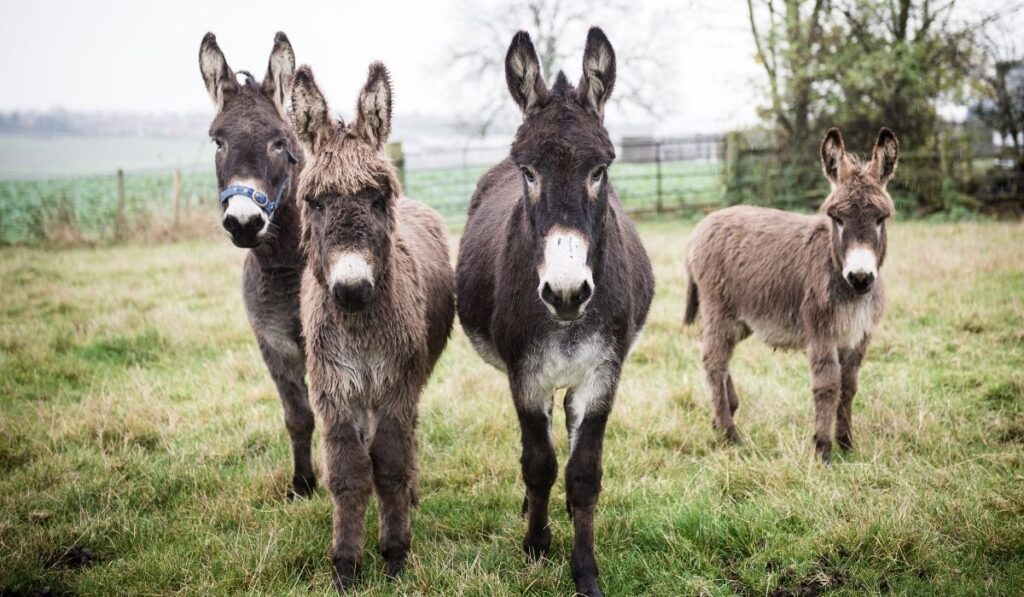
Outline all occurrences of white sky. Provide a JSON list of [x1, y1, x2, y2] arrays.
[[1, 0, 1017, 135], [0, 0, 763, 133]]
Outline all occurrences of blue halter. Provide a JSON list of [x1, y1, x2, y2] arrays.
[[218, 149, 299, 222]]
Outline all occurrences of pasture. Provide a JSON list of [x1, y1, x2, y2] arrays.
[[0, 153, 721, 244], [1, 219, 1023, 595]]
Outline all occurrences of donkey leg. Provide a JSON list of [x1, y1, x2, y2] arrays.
[[513, 381, 557, 561], [701, 323, 739, 443], [370, 409, 417, 578], [323, 418, 373, 590], [565, 408, 610, 597], [837, 341, 867, 452], [809, 342, 841, 464], [725, 373, 740, 417], [258, 338, 317, 499]]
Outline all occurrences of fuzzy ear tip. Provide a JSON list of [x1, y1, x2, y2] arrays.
[[274, 31, 289, 44], [511, 30, 533, 47], [878, 127, 898, 145], [202, 32, 216, 45], [368, 61, 390, 80], [587, 27, 609, 44], [823, 127, 844, 147], [294, 65, 313, 83]]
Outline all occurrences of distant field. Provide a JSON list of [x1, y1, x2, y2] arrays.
[[0, 157, 723, 244], [0, 135, 213, 180], [1, 220, 1022, 595]]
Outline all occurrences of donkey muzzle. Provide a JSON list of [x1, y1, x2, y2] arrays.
[[329, 253, 375, 313], [847, 271, 875, 294], [222, 193, 269, 248], [842, 246, 878, 295], [332, 280, 374, 313], [540, 280, 592, 321], [538, 228, 595, 322]]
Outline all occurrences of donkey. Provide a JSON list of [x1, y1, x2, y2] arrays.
[[289, 63, 455, 589], [456, 29, 654, 597], [199, 32, 317, 498], [684, 127, 899, 463]]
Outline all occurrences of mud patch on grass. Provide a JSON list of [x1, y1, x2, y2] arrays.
[[44, 546, 98, 570], [770, 555, 846, 597]]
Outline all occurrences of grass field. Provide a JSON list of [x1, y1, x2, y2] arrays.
[[0, 160, 722, 245], [1, 219, 1023, 595]]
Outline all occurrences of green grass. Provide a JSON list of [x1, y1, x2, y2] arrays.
[[1, 220, 1023, 595]]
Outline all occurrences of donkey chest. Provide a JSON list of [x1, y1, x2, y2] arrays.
[[739, 298, 878, 351], [522, 333, 615, 399], [832, 299, 878, 350]]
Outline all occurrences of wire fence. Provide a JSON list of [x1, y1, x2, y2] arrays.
[[1, 131, 1021, 246], [400, 134, 729, 222]]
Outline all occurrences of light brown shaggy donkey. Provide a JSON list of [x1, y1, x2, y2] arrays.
[[685, 127, 898, 463], [289, 63, 455, 589]]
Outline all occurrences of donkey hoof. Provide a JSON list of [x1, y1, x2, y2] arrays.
[[332, 557, 360, 591], [815, 438, 833, 465], [522, 529, 552, 561], [288, 473, 318, 500], [716, 425, 741, 445], [383, 550, 408, 579], [574, 578, 603, 597]]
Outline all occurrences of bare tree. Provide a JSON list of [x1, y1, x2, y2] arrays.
[[447, 0, 676, 137], [975, 16, 1024, 171], [746, 0, 829, 155]]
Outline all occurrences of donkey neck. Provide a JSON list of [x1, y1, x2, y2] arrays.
[[248, 190, 304, 271]]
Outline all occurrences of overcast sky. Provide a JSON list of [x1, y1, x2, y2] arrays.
[[1, 1, 1018, 135], [0, 0, 766, 133]]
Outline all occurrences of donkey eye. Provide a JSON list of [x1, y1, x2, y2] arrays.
[[591, 167, 606, 184], [272, 139, 286, 151], [307, 197, 323, 211], [373, 192, 388, 213], [521, 167, 536, 185], [212, 138, 224, 150]]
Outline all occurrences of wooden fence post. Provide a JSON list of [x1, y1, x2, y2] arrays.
[[173, 169, 182, 226], [655, 141, 664, 214], [724, 131, 741, 205], [115, 169, 126, 241], [386, 142, 406, 190]]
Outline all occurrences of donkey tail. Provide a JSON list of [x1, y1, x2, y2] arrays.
[[684, 275, 699, 325]]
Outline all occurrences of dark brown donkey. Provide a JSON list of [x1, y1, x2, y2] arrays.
[[456, 29, 655, 597], [199, 32, 316, 498], [685, 127, 899, 463], [289, 63, 455, 589]]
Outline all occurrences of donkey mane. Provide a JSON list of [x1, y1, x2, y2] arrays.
[[297, 134, 402, 202], [820, 153, 895, 217]]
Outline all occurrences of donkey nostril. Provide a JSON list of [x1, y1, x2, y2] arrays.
[[577, 280, 592, 304], [541, 282, 557, 305]]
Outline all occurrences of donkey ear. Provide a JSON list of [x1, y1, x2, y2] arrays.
[[262, 32, 295, 120], [289, 66, 333, 156], [870, 127, 899, 185], [354, 62, 393, 150], [505, 31, 548, 117], [199, 32, 238, 109], [578, 27, 616, 119], [820, 128, 846, 186]]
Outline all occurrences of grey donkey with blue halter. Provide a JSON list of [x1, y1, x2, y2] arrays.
[[200, 32, 318, 499]]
